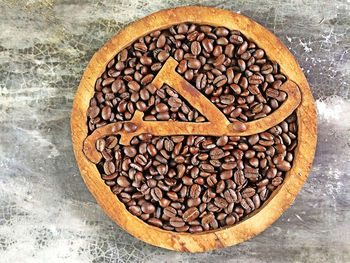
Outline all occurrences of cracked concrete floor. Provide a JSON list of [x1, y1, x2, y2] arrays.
[[0, 0, 349, 262]]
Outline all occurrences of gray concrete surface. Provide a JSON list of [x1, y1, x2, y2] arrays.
[[0, 0, 349, 262]]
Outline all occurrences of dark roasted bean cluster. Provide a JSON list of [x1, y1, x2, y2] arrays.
[[87, 23, 297, 233], [87, 23, 287, 133], [96, 114, 297, 232]]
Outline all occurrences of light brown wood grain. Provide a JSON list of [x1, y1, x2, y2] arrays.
[[71, 6, 317, 252]]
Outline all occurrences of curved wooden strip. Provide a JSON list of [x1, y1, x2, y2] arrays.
[[152, 57, 229, 124], [228, 79, 302, 135], [83, 65, 301, 163]]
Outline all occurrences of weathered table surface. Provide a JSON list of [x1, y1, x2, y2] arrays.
[[0, 0, 349, 262]]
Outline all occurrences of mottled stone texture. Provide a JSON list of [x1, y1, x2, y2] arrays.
[[0, 0, 349, 262]]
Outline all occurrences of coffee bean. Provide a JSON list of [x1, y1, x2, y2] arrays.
[[213, 75, 227, 87], [158, 50, 169, 62], [216, 180, 225, 194], [231, 121, 247, 132], [168, 97, 182, 108], [123, 123, 137, 132], [222, 162, 237, 170], [196, 73, 207, 90], [224, 189, 237, 203], [209, 148, 225, 160], [219, 95, 234, 105], [87, 106, 100, 119], [156, 34, 166, 48], [229, 34, 243, 44], [155, 103, 168, 113], [188, 59, 201, 69], [148, 218, 163, 227], [183, 207, 200, 222], [237, 41, 248, 55], [202, 38, 214, 53], [169, 217, 185, 227], [187, 197, 201, 208], [213, 54, 226, 67], [150, 187, 163, 201], [214, 197, 228, 208], [103, 161, 115, 175], [140, 56, 152, 65], [128, 81, 140, 92], [191, 41, 201, 56], [129, 205, 142, 216], [124, 146, 137, 157], [96, 139, 106, 152], [134, 42, 147, 52], [190, 184, 201, 199], [225, 215, 236, 225], [177, 60, 187, 74], [241, 187, 256, 198], [159, 198, 171, 208], [214, 136, 227, 147], [220, 170, 233, 180], [117, 176, 130, 187], [163, 206, 176, 218], [105, 136, 118, 149], [277, 160, 291, 171]]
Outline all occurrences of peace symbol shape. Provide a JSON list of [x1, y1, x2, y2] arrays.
[[83, 57, 301, 164]]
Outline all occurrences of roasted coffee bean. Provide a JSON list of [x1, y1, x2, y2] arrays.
[[188, 59, 201, 69], [123, 123, 138, 132], [163, 206, 177, 218], [124, 146, 137, 157], [241, 187, 256, 198], [191, 41, 201, 56], [147, 218, 163, 227], [105, 136, 118, 149], [210, 148, 225, 159], [169, 217, 185, 228], [277, 160, 291, 171], [141, 202, 155, 214], [202, 38, 214, 53], [187, 197, 201, 208], [183, 207, 200, 222], [190, 184, 201, 199], [96, 139, 106, 152], [87, 106, 100, 118], [129, 205, 142, 216], [216, 136, 228, 147], [216, 180, 225, 194], [150, 187, 163, 201], [214, 197, 228, 208], [224, 189, 237, 203], [116, 176, 130, 187], [220, 170, 233, 180], [104, 161, 115, 175], [128, 81, 140, 92], [168, 97, 182, 108]]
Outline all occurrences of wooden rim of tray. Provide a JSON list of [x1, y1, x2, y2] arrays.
[[71, 6, 317, 252]]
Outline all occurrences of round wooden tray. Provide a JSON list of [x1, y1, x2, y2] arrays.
[[71, 6, 317, 252]]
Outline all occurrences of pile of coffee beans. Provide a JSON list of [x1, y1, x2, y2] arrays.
[[95, 113, 297, 232], [141, 84, 206, 122], [87, 23, 298, 232], [87, 23, 287, 133]]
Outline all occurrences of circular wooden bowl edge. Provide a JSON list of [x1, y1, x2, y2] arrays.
[[71, 6, 317, 252]]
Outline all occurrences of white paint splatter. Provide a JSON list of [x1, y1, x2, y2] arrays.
[[299, 39, 312, 53], [316, 96, 350, 127]]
